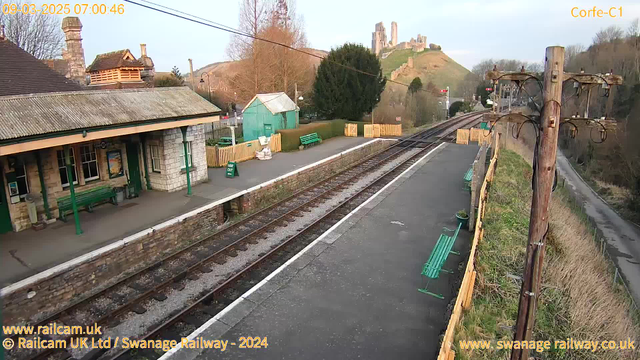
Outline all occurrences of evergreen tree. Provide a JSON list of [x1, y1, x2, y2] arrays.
[[170, 66, 184, 84], [408, 77, 423, 94], [312, 43, 386, 120]]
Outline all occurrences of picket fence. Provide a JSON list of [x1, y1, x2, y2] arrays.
[[363, 124, 402, 138], [206, 133, 281, 167], [437, 133, 500, 360]]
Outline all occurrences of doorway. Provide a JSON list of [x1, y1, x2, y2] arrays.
[[126, 143, 143, 195], [0, 174, 13, 233], [264, 124, 273, 137]]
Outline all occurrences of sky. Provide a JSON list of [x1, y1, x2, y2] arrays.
[[30, 0, 640, 72]]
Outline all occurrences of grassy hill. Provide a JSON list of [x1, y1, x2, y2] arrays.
[[381, 49, 470, 96]]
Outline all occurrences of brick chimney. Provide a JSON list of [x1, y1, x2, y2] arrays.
[[138, 43, 155, 85], [0, 25, 5, 41], [61, 17, 86, 84]]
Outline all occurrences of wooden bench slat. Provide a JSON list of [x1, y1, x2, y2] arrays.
[[419, 223, 463, 298], [57, 185, 116, 221]]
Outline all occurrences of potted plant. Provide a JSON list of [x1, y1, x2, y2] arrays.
[[456, 209, 469, 227]]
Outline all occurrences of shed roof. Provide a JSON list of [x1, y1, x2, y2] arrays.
[[0, 87, 221, 142], [0, 39, 83, 96], [85, 49, 144, 72], [243, 92, 298, 115]]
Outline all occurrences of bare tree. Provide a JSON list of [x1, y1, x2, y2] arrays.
[[593, 25, 624, 45], [564, 44, 585, 69], [0, 0, 64, 59], [227, 0, 269, 99], [227, 0, 312, 102]]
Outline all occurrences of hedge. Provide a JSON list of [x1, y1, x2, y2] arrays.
[[277, 120, 369, 151], [278, 123, 334, 151]]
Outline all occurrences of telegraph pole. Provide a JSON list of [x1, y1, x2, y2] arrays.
[[510, 46, 564, 360]]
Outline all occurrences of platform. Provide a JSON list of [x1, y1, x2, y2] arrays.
[[0, 137, 371, 287], [166, 143, 480, 360]]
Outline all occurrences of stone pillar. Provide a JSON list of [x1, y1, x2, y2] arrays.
[[61, 17, 86, 85], [390, 21, 398, 47]]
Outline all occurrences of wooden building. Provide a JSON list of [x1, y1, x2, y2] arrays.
[[242, 93, 299, 141], [85, 49, 148, 89]]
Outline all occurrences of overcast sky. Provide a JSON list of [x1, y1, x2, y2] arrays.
[[33, 0, 640, 72]]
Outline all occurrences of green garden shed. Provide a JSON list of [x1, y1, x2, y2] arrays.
[[242, 92, 299, 141]]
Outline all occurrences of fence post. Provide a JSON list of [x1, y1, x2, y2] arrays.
[[613, 268, 619, 285]]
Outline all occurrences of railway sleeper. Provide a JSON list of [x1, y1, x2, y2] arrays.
[[131, 304, 147, 315]]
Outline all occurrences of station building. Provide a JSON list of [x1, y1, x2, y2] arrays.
[[0, 33, 221, 234]]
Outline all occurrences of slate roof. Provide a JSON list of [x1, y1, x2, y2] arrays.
[[0, 39, 83, 96], [243, 92, 298, 115], [85, 49, 145, 72], [0, 87, 221, 141]]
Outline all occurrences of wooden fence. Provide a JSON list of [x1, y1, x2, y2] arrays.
[[456, 129, 470, 144], [364, 124, 401, 138], [206, 133, 281, 167], [437, 133, 500, 360], [344, 123, 358, 137]]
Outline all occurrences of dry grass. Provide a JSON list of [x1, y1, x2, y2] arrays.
[[546, 192, 639, 359], [454, 150, 639, 360], [594, 179, 633, 209]]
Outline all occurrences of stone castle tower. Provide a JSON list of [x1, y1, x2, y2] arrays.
[[61, 17, 86, 85], [390, 22, 398, 47], [371, 22, 388, 56]]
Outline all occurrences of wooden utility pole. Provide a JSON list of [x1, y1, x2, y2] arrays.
[[485, 50, 622, 360], [510, 46, 564, 360]]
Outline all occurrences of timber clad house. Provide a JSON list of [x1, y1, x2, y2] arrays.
[[0, 25, 221, 234]]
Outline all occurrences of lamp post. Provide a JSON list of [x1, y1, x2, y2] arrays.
[[199, 73, 211, 103]]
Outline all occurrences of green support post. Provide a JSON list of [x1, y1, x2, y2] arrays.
[[35, 151, 52, 220], [141, 134, 152, 190], [181, 126, 192, 196], [64, 146, 82, 235]]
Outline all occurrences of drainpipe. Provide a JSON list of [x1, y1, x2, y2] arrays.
[[35, 151, 52, 220], [140, 134, 152, 190], [64, 145, 82, 235], [180, 126, 192, 196]]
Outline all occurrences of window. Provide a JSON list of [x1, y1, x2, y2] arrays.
[[179, 142, 193, 169], [80, 145, 100, 181], [15, 161, 29, 199], [150, 145, 161, 172], [57, 149, 78, 187]]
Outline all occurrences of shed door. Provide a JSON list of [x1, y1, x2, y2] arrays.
[[264, 124, 273, 137], [0, 174, 13, 233]]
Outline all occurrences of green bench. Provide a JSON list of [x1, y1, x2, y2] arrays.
[[463, 167, 473, 192], [418, 223, 462, 299], [218, 137, 233, 147], [57, 185, 117, 222], [300, 133, 322, 148]]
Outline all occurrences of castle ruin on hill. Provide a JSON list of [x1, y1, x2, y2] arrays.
[[371, 21, 429, 56]]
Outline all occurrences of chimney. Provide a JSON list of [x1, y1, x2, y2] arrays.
[[0, 25, 5, 40], [140, 43, 147, 57], [61, 17, 86, 85]]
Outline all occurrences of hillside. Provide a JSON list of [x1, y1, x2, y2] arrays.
[[381, 50, 470, 96], [183, 48, 328, 104]]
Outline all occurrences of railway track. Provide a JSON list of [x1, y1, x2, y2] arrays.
[[6, 112, 483, 360]]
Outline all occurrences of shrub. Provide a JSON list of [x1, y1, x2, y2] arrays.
[[278, 123, 333, 151]]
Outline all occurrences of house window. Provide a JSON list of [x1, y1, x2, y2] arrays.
[[80, 145, 100, 181], [179, 142, 193, 169], [57, 149, 78, 187], [150, 145, 161, 172], [15, 161, 29, 199]]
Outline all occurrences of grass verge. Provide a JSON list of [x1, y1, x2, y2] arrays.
[[454, 150, 639, 360]]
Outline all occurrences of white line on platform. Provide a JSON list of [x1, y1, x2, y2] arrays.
[[157, 141, 446, 360], [0, 139, 394, 298]]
